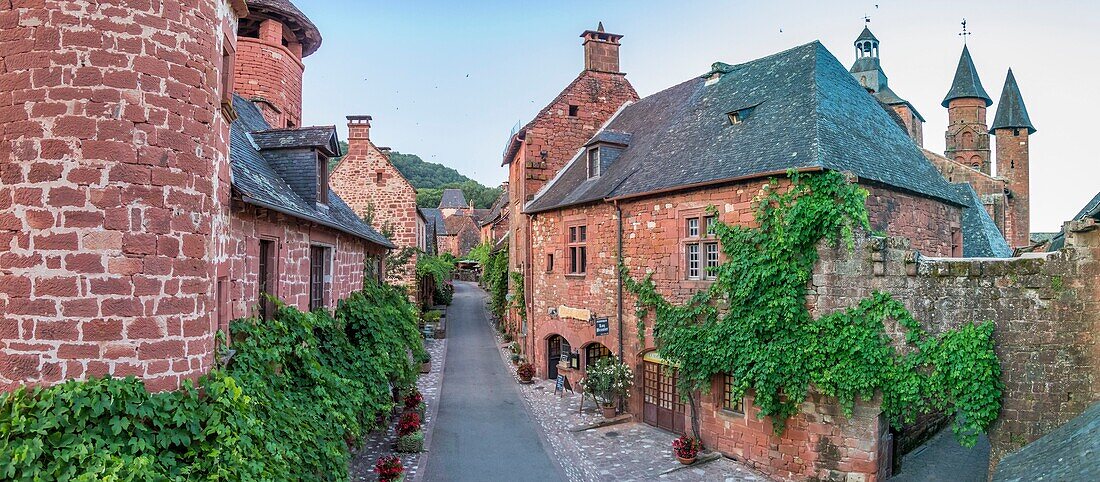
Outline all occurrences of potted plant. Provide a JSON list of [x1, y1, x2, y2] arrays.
[[672, 435, 702, 465], [395, 411, 424, 453], [418, 352, 431, 374], [375, 455, 404, 481], [584, 357, 634, 419], [517, 362, 535, 384], [404, 389, 426, 417]]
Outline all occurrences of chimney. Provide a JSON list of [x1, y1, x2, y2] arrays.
[[580, 22, 623, 74], [346, 115, 372, 157]]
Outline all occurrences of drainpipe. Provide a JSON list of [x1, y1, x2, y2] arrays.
[[615, 201, 624, 362]]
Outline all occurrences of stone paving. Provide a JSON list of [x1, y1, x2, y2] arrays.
[[348, 337, 447, 481], [491, 332, 774, 482]]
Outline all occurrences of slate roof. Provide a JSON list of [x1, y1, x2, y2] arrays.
[[527, 41, 966, 214], [481, 190, 510, 227], [942, 45, 992, 107], [438, 189, 469, 209], [856, 26, 878, 42], [244, 0, 322, 57], [993, 401, 1100, 482], [419, 208, 448, 236], [874, 84, 925, 122], [990, 69, 1036, 134], [229, 95, 393, 248], [250, 126, 340, 156], [952, 184, 1012, 258]]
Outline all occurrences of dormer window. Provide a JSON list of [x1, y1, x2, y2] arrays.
[[726, 103, 760, 126], [316, 154, 329, 204], [727, 111, 743, 125], [587, 147, 600, 178]]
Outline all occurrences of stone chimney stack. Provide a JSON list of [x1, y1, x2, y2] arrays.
[[581, 22, 623, 74], [346, 115, 373, 156]]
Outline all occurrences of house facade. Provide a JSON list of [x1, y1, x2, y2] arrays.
[[0, 0, 391, 392]]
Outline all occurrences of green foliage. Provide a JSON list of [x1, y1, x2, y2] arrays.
[[467, 241, 492, 267], [509, 271, 526, 321], [385, 151, 501, 209], [624, 171, 1002, 446], [482, 248, 510, 320], [395, 431, 424, 453], [0, 284, 425, 481], [417, 254, 456, 305], [583, 358, 635, 406]]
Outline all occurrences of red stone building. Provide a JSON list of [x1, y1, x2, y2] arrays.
[[0, 0, 391, 392], [510, 35, 1020, 480], [330, 115, 427, 294], [480, 185, 510, 247]]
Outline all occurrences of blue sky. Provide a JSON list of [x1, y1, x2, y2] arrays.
[[297, 1, 1100, 232]]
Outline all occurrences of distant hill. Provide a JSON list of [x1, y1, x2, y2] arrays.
[[333, 142, 501, 209]]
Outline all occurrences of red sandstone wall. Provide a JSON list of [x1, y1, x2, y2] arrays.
[[330, 137, 419, 292], [233, 32, 304, 128], [924, 149, 1010, 243], [525, 179, 961, 481], [995, 128, 1030, 249], [0, 0, 235, 392]]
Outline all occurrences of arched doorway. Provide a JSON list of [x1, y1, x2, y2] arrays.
[[547, 335, 570, 380], [583, 342, 612, 369], [641, 351, 685, 434]]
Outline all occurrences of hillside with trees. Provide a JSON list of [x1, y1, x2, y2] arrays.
[[334, 143, 501, 209]]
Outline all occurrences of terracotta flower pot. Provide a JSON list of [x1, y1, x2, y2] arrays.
[[518, 378, 533, 384], [601, 405, 617, 419], [420, 361, 431, 374], [676, 455, 696, 465]]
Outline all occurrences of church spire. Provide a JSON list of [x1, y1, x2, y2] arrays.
[[990, 69, 1036, 134], [942, 45, 993, 107]]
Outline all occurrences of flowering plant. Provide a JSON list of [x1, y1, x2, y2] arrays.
[[396, 411, 421, 436], [403, 389, 423, 411], [517, 362, 535, 380], [672, 435, 701, 459], [584, 357, 634, 406], [374, 455, 404, 481]]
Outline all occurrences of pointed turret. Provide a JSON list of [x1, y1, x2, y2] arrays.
[[942, 45, 993, 107], [990, 69, 1036, 134], [849, 25, 924, 146]]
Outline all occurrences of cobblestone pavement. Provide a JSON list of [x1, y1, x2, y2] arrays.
[[348, 337, 447, 481], [492, 334, 773, 481]]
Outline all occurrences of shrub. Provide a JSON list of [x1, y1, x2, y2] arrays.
[[396, 431, 424, 453], [501, 332, 513, 343], [517, 363, 535, 380], [374, 455, 404, 482], [584, 358, 634, 407], [423, 310, 442, 324]]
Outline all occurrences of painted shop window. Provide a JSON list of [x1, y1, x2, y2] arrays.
[[587, 147, 601, 178], [568, 224, 587, 275], [684, 216, 718, 281], [585, 343, 612, 369], [722, 373, 745, 414], [309, 245, 331, 310], [258, 239, 277, 320]]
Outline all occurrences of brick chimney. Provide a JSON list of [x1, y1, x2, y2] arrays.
[[346, 115, 373, 156], [580, 22, 623, 74]]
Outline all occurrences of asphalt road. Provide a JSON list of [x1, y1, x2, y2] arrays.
[[422, 281, 565, 482]]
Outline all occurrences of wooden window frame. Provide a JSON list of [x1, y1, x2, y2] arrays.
[[316, 154, 330, 204], [566, 222, 587, 276], [584, 343, 612, 369], [258, 238, 278, 320], [720, 373, 745, 415], [683, 214, 719, 281], [546, 253, 554, 273], [309, 245, 331, 310], [219, 33, 237, 121], [587, 147, 600, 178]]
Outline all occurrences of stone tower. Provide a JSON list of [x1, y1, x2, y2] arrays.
[[0, 0, 243, 391], [991, 69, 1036, 248], [849, 26, 925, 145], [233, 0, 322, 128], [943, 45, 994, 174]]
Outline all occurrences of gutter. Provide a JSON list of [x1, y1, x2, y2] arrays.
[[606, 167, 824, 203], [615, 200, 624, 363], [238, 194, 396, 249]]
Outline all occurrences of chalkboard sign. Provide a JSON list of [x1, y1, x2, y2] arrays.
[[595, 317, 610, 336], [555, 375, 565, 391]]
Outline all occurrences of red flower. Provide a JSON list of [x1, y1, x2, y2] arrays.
[[404, 390, 424, 410], [397, 411, 421, 436], [672, 435, 701, 459], [374, 455, 404, 481]]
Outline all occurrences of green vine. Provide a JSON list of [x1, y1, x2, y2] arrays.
[[417, 253, 456, 304], [481, 248, 510, 320], [0, 283, 425, 481], [510, 271, 527, 322], [624, 171, 1002, 446]]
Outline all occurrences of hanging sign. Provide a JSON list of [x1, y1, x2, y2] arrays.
[[595, 317, 610, 336]]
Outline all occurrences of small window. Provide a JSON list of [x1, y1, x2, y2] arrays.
[[376, 171, 383, 183], [704, 215, 717, 237], [568, 105, 579, 117], [727, 111, 742, 125], [686, 217, 699, 237], [705, 242, 719, 280], [546, 253, 554, 272], [309, 246, 331, 310], [258, 239, 277, 320], [722, 373, 745, 413], [568, 225, 587, 275], [587, 148, 601, 178], [219, 34, 235, 106], [686, 243, 700, 279], [585, 343, 612, 368], [316, 155, 329, 204]]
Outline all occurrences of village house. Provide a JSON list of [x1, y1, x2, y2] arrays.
[[0, 0, 392, 392], [500, 22, 1091, 480], [330, 114, 429, 299], [479, 184, 510, 247], [429, 188, 485, 258]]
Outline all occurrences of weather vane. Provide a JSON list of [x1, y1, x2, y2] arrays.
[[959, 18, 971, 44], [863, 14, 871, 24]]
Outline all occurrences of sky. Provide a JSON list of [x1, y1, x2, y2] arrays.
[[297, 0, 1100, 232]]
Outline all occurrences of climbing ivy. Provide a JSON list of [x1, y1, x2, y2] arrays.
[[482, 248, 510, 320], [624, 171, 1002, 446], [509, 271, 527, 322]]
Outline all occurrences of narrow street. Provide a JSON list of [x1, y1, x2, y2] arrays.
[[423, 282, 565, 481]]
